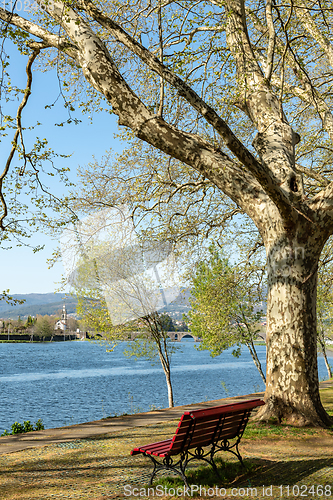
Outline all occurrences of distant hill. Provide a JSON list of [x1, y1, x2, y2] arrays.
[[0, 289, 191, 320], [159, 288, 191, 319], [0, 293, 77, 319], [0, 288, 266, 320]]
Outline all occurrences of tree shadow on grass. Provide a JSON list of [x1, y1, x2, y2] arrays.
[[236, 457, 333, 487], [94, 457, 333, 500], [0, 448, 152, 500], [147, 456, 333, 490]]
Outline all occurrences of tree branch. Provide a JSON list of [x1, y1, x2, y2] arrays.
[[249, 7, 333, 145], [295, 1, 333, 69], [72, 0, 293, 221], [295, 163, 330, 187], [157, 0, 164, 117], [265, 0, 276, 82], [0, 48, 39, 230], [225, 0, 301, 214], [0, 6, 78, 59], [308, 183, 333, 214], [0, 1, 297, 224]]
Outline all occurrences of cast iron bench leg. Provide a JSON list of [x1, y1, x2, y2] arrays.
[[146, 454, 189, 488], [209, 449, 222, 481], [213, 439, 246, 469]]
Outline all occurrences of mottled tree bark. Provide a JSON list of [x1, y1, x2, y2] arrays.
[[255, 230, 332, 426]]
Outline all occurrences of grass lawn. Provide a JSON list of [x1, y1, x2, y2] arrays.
[[0, 386, 332, 500]]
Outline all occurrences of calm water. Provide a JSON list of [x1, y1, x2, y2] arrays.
[[0, 340, 331, 431]]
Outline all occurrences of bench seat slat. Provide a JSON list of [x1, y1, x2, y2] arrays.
[[172, 428, 215, 442], [169, 411, 254, 453], [216, 421, 246, 433], [131, 438, 173, 456], [184, 411, 242, 426], [187, 416, 244, 431], [173, 418, 192, 433], [184, 436, 218, 449]]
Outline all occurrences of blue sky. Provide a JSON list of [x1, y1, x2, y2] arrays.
[[1, 43, 124, 294]]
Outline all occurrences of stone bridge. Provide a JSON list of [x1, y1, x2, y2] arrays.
[[166, 331, 201, 342], [127, 331, 201, 342]]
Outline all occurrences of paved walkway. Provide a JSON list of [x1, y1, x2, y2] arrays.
[[1, 380, 332, 456]]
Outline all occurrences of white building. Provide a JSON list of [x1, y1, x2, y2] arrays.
[[54, 304, 67, 331]]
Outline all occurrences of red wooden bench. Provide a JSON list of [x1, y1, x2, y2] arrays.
[[131, 398, 265, 487]]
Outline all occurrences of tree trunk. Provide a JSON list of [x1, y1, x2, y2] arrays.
[[157, 350, 174, 408], [323, 349, 333, 380], [246, 341, 266, 384], [255, 234, 332, 427], [318, 333, 333, 380], [165, 368, 174, 408], [144, 315, 175, 408]]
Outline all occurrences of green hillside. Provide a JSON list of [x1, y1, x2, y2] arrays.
[[0, 294, 77, 319]]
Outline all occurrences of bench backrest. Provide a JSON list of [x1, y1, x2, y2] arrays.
[[168, 399, 264, 456]]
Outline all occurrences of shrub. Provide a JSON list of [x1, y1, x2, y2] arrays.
[[34, 419, 44, 431], [23, 421, 34, 433], [11, 422, 25, 434], [1, 419, 45, 436]]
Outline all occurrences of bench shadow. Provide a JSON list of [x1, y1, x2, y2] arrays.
[[182, 457, 333, 488]]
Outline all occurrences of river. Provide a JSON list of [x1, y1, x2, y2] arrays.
[[0, 340, 331, 432]]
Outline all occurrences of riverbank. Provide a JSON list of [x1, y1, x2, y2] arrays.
[[0, 333, 78, 342], [0, 394, 265, 456], [0, 381, 332, 499]]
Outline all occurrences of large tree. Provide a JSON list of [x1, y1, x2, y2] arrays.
[[2, 0, 333, 425]]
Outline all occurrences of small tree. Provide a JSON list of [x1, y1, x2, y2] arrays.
[[123, 312, 176, 408], [25, 316, 34, 328], [187, 246, 266, 384], [34, 316, 54, 338], [76, 292, 114, 337], [64, 208, 179, 407], [159, 314, 175, 332], [74, 262, 177, 407]]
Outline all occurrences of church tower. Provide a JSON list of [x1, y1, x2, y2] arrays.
[[61, 304, 67, 331]]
